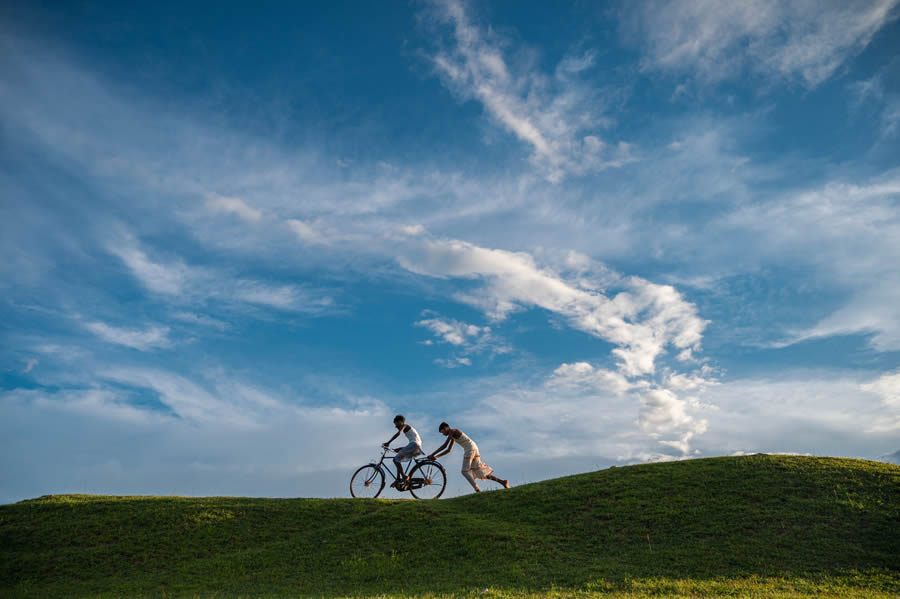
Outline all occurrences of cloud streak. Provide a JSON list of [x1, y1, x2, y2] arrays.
[[107, 235, 335, 315], [623, 0, 900, 87], [401, 238, 706, 377], [83, 321, 172, 351], [426, 0, 635, 182]]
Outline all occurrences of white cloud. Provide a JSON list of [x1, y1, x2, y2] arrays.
[[172, 312, 229, 331], [32, 344, 89, 362], [860, 371, 900, 431], [415, 314, 508, 367], [107, 240, 187, 295], [108, 235, 334, 314], [547, 362, 637, 395], [98, 368, 259, 427], [32, 388, 168, 425], [0, 370, 395, 502], [399, 224, 426, 236], [83, 321, 172, 351], [665, 368, 718, 391], [402, 237, 712, 453], [416, 316, 483, 346], [697, 373, 899, 456], [637, 387, 699, 433], [450, 368, 897, 465], [545, 361, 716, 454], [205, 193, 263, 223], [426, 0, 634, 182], [434, 356, 473, 368], [401, 237, 706, 376], [286, 218, 326, 245], [623, 0, 900, 87], [233, 280, 330, 311], [23, 358, 38, 374], [730, 176, 900, 350], [850, 60, 900, 136]]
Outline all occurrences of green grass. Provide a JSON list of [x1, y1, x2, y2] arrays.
[[1, 455, 898, 598]]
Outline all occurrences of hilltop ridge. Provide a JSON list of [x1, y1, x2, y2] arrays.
[[1, 455, 898, 598]]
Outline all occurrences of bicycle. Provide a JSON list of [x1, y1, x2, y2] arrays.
[[350, 446, 447, 499]]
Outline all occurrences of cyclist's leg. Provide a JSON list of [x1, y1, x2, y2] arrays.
[[393, 442, 421, 481], [392, 454, 406, 480]]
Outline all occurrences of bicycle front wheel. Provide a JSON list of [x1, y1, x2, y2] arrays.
[[350, 464, 384, 498], [408, 461, 447, 499]]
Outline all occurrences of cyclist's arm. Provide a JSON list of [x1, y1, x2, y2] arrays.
[[383, 430, 401, 447]]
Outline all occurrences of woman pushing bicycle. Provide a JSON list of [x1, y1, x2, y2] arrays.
[[427, 422, 510, 492]]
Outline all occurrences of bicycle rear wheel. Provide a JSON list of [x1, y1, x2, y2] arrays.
[[350, 464, 384, 498], [408, 461, 447, 499]]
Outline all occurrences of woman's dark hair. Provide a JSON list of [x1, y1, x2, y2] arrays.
[[393, 414, 405, 424], [438, 421, 450, 431]]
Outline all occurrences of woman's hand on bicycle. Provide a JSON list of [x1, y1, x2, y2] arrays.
[[427, 454, 436, 461]]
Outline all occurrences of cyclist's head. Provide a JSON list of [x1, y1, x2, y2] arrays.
[[393, 414, 405, 427], [438, 421, 450, 435]]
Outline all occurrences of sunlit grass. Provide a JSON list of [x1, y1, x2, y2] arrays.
[[1, 455, 897, 597]]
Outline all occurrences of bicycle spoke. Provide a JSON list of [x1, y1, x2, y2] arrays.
[[409, 461, 446, 499], [350, 465, 384, 498]]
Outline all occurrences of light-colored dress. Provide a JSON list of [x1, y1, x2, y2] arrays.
[[455, 430, 493, 479]]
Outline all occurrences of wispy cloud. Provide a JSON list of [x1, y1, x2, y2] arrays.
[[729, 176, 900, 350], [107, 239, 188, 295], [401, 237, 706, 377], [232, 280, 333, 311], [83, 321, 172, 351], [849, 59, 900, 136], [108, 235, 335, 314], [286, 218, 327, 245], [425, 0, 634, 182], [415, 312, 509, 367], [205, 194, 263, 223], [30, 388, 170, 425], [23, 358, 39, 374], [417, 315, 484, 346], [0, 366, 396, 501], [172, 312, 229, 331], [623, 0, 900, 87]]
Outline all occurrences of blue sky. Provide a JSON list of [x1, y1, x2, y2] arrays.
[[2, 0, 899, 503]]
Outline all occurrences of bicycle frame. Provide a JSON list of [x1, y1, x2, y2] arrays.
[[350, 446, 447, 499], [370, 446, 430, 486]]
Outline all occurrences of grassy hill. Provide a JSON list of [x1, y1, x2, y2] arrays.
[[1, 455, 898, 598]]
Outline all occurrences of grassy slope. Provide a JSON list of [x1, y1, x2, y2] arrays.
[[0, 455, 898, 598]]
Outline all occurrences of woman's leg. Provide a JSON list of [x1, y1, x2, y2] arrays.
[[461, 455, 480, 491], [486, 474, 510, 488]]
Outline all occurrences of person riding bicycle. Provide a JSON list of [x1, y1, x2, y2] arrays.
[[383, 414, 422, 488], [427, 422, 509, 492]]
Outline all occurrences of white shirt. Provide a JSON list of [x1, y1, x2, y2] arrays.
[[403, 425, 421, 446]]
